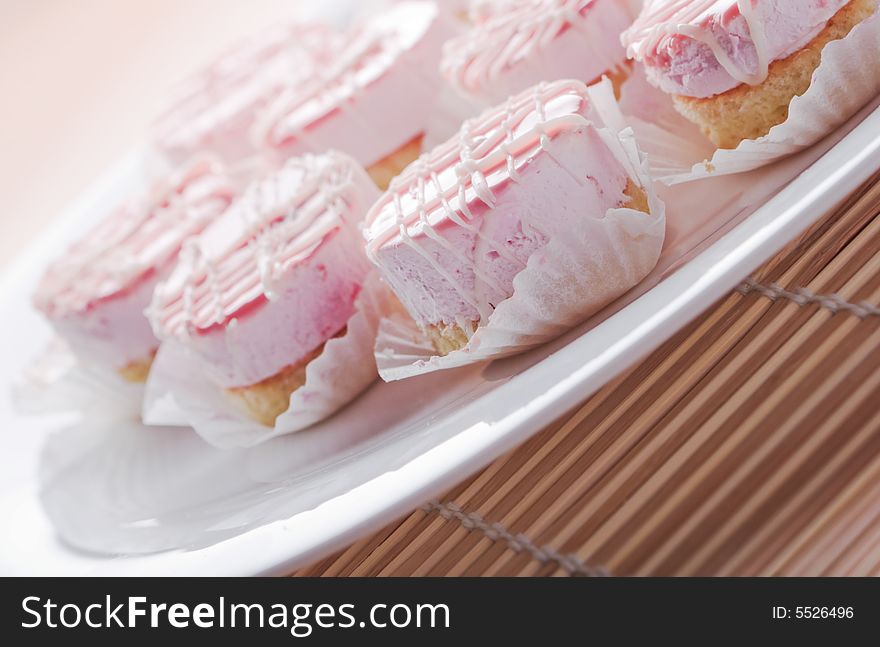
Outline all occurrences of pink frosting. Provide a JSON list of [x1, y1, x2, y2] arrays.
[[364, 80, 633, 329], [46, 272, 163, 371], [468, 0, 521, 23], [253, 1, 458, 169], [623, 0, 851, 98], [441, 0, 634, 104], [150, 152, 379, 389], [34, 159, 235, 371], [152, 23, 342, 167]]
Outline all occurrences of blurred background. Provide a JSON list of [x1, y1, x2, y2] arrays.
[[0, 0, 381, 271]]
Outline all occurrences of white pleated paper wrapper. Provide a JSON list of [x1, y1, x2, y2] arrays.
[[374, 78, 667, 382], [621, 5, 880, 185], [12, 338, 146, 421], [142, 272, 395, 448]]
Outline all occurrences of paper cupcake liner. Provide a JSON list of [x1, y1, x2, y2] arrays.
[[11, 338, 146, 420], [622, 5, 880, 185], [142, 271, 396, 448], [374, 78, 667, 381]]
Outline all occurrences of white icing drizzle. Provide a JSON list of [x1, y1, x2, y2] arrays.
[[469, 0, 521, 24], [624, 0, 776, 86], [35, 158, 234, 317], [364, 79, 637, 328], [442, 0, 632, 98], [179, 240, 206, 338], [154, 22, 340, 157], [254, 2, 442, 155], [153, 152, 372, 339]]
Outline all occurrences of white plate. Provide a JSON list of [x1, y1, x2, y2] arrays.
[[1, 96, 879, 575]]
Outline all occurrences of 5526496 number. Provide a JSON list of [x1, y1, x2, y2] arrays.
[[795, 606, 854, 619]]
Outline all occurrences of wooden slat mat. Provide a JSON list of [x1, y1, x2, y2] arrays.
[[298, 172, 880, 577]]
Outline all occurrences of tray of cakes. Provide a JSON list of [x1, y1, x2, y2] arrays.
[[0, 0, 878, 574]]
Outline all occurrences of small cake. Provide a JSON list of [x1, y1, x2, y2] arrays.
[[253, 1, 458, 190], [441, 0, 636, 105], [622, 0, 877, 149], [152, 22, 341, 167], [365, 79, 653, 357], [149, 152, 381, 426], [34, 159, 235, 381]]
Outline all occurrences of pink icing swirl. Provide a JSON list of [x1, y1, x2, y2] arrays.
[[442, 0, 634, 103], [622, 0, 851, 98], [150, 152, 379, 388], [365, 79, 638, 328], [253, 1, 455, 168], [152, 152, 375, 339], [35, 157, 235, 319], [153, 22, 342, 166]]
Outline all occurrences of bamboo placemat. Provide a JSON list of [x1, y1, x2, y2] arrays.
[[298, 171, 880, 577]]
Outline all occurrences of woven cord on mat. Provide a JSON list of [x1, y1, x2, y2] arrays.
[[297, 171, 880, 577]]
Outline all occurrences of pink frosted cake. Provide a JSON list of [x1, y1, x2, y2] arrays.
[[152, 22, 341, 168], [441, 0, 636, 105], [34, 159, 235, 381], [365, 79, 651, 356], [254, 1, 458, 190], [149, 152, 380, 426], [622, 0, 877, 148]]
